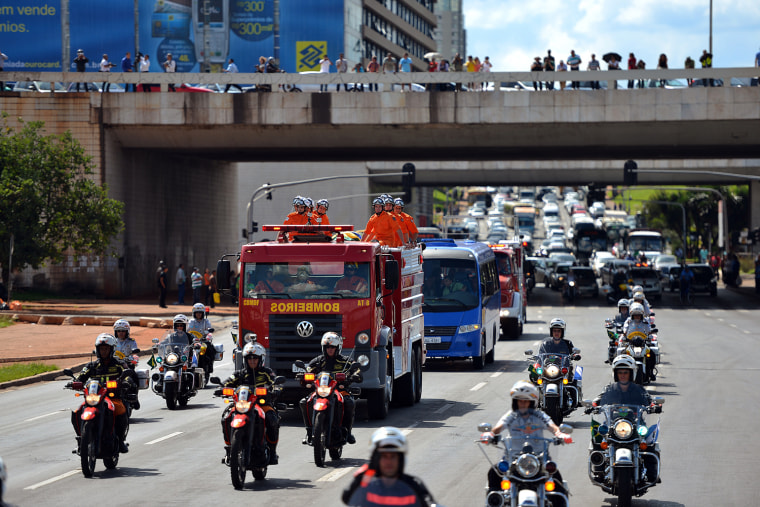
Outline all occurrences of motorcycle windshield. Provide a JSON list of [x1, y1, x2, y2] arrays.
[[502, 435, 552, 461], [157, 331, 190, 357]]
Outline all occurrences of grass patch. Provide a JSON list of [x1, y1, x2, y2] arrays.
[[0, 362, 59, 383], [7, 288, 70, 302], [0, 315, 14, 329]]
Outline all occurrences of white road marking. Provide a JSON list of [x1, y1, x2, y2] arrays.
[[317, 467, 355, 482], [744, 330, 751, 334], [471, 382, 487, 391], [24, 410, 66, 422], [145, 431, 183, 445], [729, 324, 738, 328], [434, 404, 453, 414], [490, 372, 503, 378], [24, 470, 80, 490], [401, 428, 414, 436], [717, 318, 725, 322]]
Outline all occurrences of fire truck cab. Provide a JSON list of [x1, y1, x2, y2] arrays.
[[217, 224, 425, 419], [489, 240, 528, 340]]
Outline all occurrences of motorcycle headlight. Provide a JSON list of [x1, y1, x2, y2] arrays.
[[544, 364, 561, 379], [515, 454, 541, 478], [85, 393, 101, 406], [569, 281, 576, 287], [613, 420, 634, 439], [166, 353, 179, 366], [459, 324, 480, 334], [317, 385, 331, 397], [235, 400, 251, 413]]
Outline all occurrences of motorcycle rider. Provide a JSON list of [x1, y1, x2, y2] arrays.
[[631, 289, 651, 316], [342, 426, 436, 506], [622, 302, 651, 338], [612, 298, 630, 326], [113, 319, 140, 410], [187, 303, 214, 375], [70, 333, 137, 453], [530, 318, 580, 407], [300, 332, 363, 445], [611, 267, 629, 299], [172, 313, 190, 333], [220, 342, 280, 465], [480, 381, 572, 495]]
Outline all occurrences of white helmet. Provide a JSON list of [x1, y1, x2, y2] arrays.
[[242, 342, 265, 362], [617, 298, 629, 308], [629, 302, 645, 316], [370, 426, 408, 454], [95, 333, 117, 357], [173, 314, 189, 330], [633, 291, 645, 302], [510, 380, 540, 402], [549, 317, 566, 338], [321, 331, 343, 355], [632, 285, 644, 294], [113, 319, 131, 338], [192, 303, 206, 319], [612, 354, 636, 381]]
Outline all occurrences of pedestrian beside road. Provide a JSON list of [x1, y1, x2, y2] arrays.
[[139, 54, 151, 91], [636, 59, 646, 88], [158, 265, 168, 308], [607, 55, 619, 89], [367, 55, 380, 91], [452, 53, 463, 91], [203, 268, 211, 306], [465, 55, 475, 90], [382, 52, 397, 76], [319, 54, 332, 92], [352, 62, 365, 91], [700, 49, 713, 87], [162, 53, 176, 91], [557, 59, 567, 90], [684, 56, 695, 87], [543, 50, 555, 90], [191, 267, 203, 304], [627, 53, 637, 89], [223, 58, 243, 92], [398, 52, 413, 91], [567, 50, 581, 89], [588, 54, 602, 89], [121, 51, 134, 92], [335, 53, 349, 91], [176, 263, 186, 304], [481, 56, 492, 90], [210, 270, 218, 308], [73, 49, 89, 92], [99, 54, 116, 92], [531, 57, 543, 90], [657, 53, 668, 88]]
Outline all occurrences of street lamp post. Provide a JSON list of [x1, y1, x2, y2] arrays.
[[709, 0, 713, 55]]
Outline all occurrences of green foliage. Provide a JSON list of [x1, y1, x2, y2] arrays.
[[0, 362, 59, 383], [0, 315, 14, 328], [0, 115, 124, 283]]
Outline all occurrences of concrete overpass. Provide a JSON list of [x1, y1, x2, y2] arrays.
[[0, 67, 758, 296]]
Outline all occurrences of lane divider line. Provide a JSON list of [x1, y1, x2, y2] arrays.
[[145, 431, 183, 445], [24, 410, 67, 423], [470, 382, 487, 391], [317, 467, 355, 482], [490, 372, 503, 378], [24, 469, 80, 490]]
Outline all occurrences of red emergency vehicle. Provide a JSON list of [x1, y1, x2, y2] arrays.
[[489, 240, 528, 339], [216, 224, 425, 419]]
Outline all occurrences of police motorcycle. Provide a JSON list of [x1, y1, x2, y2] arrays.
[[525, 350, 583, 425], [63, 368, 131, 477], [210, 374, 286, 488], [113, 347, 149, 418], [187, 328, 223, 382], [150, 331, 205, 410], [616, 331, 654, 385], [604, 319, 623, 365], [477, 422, 573, 507], [560, 271, 576, 303], [293, 359, 362, 468], [583, 399, 664, 507]]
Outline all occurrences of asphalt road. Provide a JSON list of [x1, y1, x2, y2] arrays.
[[1, 284, 757, 506]]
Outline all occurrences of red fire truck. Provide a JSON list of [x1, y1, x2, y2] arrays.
[[489, 240, 528, 340], [216, 224, 425, 419]]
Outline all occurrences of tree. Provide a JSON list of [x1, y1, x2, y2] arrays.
[[0, 116, 124, 296]]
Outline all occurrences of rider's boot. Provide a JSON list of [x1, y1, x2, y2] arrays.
[[302, 428, 312, 445], [268, 444, 279, 465], [221, 445, 230, 465]]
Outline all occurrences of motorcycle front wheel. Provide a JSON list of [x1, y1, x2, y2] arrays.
[[616, 467, 633, 507], [80, 421, 97, 478], [230, 429, 249, 490], [545, 397, 563, 425], [313, 411, 328, 467], [329, 445, 343, 460], [164, 382, 177, 410]]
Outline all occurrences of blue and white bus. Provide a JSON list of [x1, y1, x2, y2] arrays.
[[421, 239, 501, 369]]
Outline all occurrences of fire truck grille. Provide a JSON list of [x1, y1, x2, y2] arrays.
[[268, 314, 343, 377]]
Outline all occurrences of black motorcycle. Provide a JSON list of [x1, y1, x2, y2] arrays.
[[211, 375, 285, 489], [583, 400, 664, 507]]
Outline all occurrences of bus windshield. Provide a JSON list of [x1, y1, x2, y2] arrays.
[[422, 259, 479, 312], [628, 236, 664, 253], [242, 262, 370, 299]]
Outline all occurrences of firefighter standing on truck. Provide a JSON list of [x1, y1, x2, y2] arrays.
[[383, 196, 409, 244], [394, 198, 418, 244], [363, 197, 403, 247], [300, 332, 363, 446]]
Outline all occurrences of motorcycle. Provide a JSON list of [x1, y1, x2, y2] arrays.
[[583, 400, 664, 507], [603, 319, 623, 364], [211, 375, 286, 489], [616, 332, 653, 384], [561, 276, 576, 303], [477, 422, 573, 507], [113, 347, 150, 418], [604, 280, 631, 305], [525, 351, 583, 425], [150, 332, 205, 410], [63, 368, 130, 477], [188, 328, 224, 381], [294, 360, 362, 468]]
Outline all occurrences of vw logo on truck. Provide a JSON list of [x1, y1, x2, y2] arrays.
[[296, 321, 315, 338]]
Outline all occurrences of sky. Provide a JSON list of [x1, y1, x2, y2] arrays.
[[463, 0, 760, 71]]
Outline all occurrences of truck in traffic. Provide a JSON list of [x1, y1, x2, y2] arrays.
[[216, 224, 425, 419], [489, 240, 528, 339]]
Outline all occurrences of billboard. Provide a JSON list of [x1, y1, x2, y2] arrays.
[[0, 0, 345, 75]]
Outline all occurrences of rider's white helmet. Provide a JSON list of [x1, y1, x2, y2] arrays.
[[632, 285, 644, 294], [192, 303, 206, 319], [633, 291, 645, 302], [370, 426, 408, 454], [612, 354, 636, 381], [242, 342, 265, 362], [95, 333, 117, 358], [510, 380, 540, 402], [173, 314, 189, 329], [617, 298, 630, 308], [549, 317, 566, 338], [320, 331, 343, 355], [629, 302, 645, 316], [113, 319, 130, 338]]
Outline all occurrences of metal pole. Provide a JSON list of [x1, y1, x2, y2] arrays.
[[203, 0, 210, 72], [709, 0, 713, 55], [7, 233, 13, 302], [273, 0, 280, 64], [61, 0, 69, 72]]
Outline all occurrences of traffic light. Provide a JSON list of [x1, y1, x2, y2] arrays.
[[265, 182, 273, 200], [402, 163, 415, 203], [623, 160, 638, 186]]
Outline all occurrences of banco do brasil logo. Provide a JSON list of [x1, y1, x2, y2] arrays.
[[297, 41, 327, 72]]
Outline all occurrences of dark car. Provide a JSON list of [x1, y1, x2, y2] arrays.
[[533, 257, 559, 287], [628, 267, 662, 301], [600, 259, 634, 286], [683, 264, 718, 297], [568, 266, 598, 298], [549, 262, 573, 290], [658, 264, 681, 291]]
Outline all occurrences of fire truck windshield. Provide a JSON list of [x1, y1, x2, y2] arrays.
[[242, 262, 370, 299]]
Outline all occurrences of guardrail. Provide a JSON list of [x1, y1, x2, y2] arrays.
[[1, 67, 758, 91]]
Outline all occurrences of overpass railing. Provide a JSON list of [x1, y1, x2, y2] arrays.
[[1, 67, 758, 92]]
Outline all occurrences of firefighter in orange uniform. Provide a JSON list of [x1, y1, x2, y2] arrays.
[[394, 198, 418, 244], [362, 198, 403, 247]]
